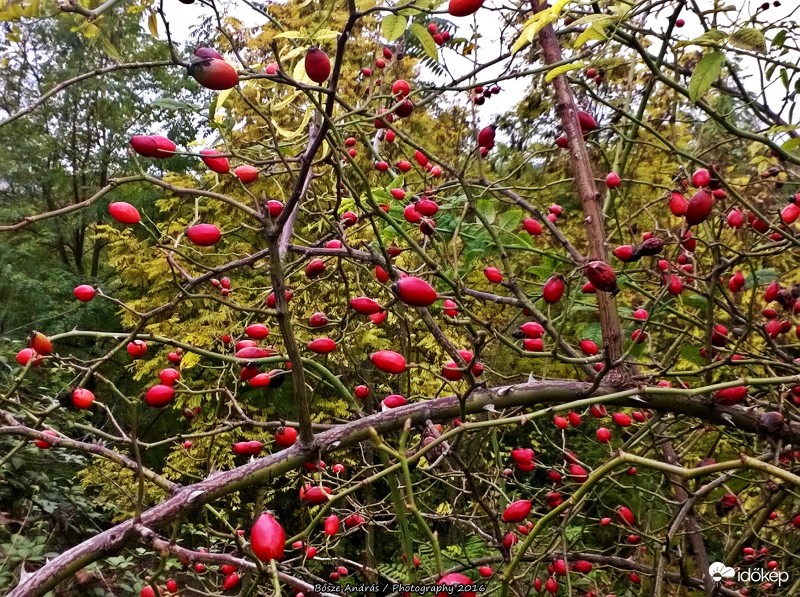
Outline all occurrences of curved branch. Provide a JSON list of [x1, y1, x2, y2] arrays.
[[9, 374, 800, 596]]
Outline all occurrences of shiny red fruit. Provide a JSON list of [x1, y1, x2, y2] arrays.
[[144, 384, 175, 408], [222, 573, 240, 591], [577, 110, 597, 132], [484, 266, 503, 283], [477, 125, 495, 148], [190, 57, 239, 90], [323, 514, 340, 535], [130, 135, 159, 157], [108, 202, 141, 225], [251, 512, 285, 562], [72, 388, 95, 409], [232, 441, 262, 455], [668, 191, 689, 216], [28, 331, 52, 356], [245, 324, 270, 340], [274, 427, 297, 448], [159, 368, 181, 386], [416, 198, 439, 216], [199, 149, 230, 174], [305, 258, 326, 279], [613, 244, 637, 262], [267, 200, 284, 217], [542, 275, 565, 304], [617, 505, 635, 525], [308, 338, 336, 354], [74, 285, 96, 302], [305, 47, 331, 84], [395, 276, 438, 307], [186, 223, 222, 246], [715, 386, 748, 405], [127, 340, 148, 358], [584, 260, 618, 294], [579, 339, 598, 355], [382, 394, 407, 408], [685, 190, 713, 225], [692, 168, 711, 187], [502, 499, 532, 523], [350, 296, 383, 315], [234, 165, 259, 184], [612, 412, 632, 427], [370, 350, 406, 374]]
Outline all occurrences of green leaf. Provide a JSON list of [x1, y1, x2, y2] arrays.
[[729, 27, 766, 54], [746, 268, 779, 288], [577, 321, 602, 344], [676, 28, 726, 48], [208, 94, 218, 123], [680, 344, 706, 366], [781, 138, 800, 153], [682, 295, 708, 311], [544, 61, 585, 83], [498, 209, 523, 231], [476, 199, 496, 225], [688, 50, 725, 102], [381, 15, 407, 42], [410, 23, 438, 62], [772, 29, 787, 49], [98, 34, 122, 62]]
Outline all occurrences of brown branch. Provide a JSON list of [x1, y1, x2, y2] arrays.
[[0, 62, 176, 128], [0, 177, 140, 231], [9, 374, 800, 596], [0, 419, 177, 492], [532, 0, 626, 368]]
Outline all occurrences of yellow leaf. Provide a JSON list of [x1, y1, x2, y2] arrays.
[[281, 46, 306, 62], [436, 502, 453, 516], [514, 9, 563, 55], [22, 0, 38, 17], [274, 30, 305, 39], [270, 90, 299, 111], [273, 106, 312, 139], [573, 23, 607, 48], [313, 29, 339, 41], [550, 0, 572, 15], [544, 60, 584, 82], [214, 87, 233, 122], [180, 351, 201, 370], [511, 33, 530, 55], [147, 10, 158, 37], [82, 22, 100, 39]]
